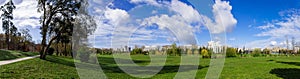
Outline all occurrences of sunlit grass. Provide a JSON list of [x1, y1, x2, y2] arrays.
[[0, 55, 300, 78]]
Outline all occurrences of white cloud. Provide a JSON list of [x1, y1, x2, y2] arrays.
[[129, 0, 161, 6], [203, 0, 237, 34], [270, 41, 277, 46], [141, 14, 196, 45], [104, 8, 130, 26], [257, 23, 275, 30], [248, 9, 300, 48], [13, 0, 41, 28], [229, 38, 236, 41], [169, 0, 201, 24], [245, 38, 275, 48], [91, 0, 237, 47]]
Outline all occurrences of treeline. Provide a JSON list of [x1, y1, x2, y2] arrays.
[[0, 33, 35, 52], [0, 1, 36, 52], [94, 44, 300, 59]]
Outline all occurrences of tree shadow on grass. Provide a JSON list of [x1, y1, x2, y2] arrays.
[[45, 56, 76, 67], [276, 61, 300, 66], [269, 61, 300, 79], [270, 68, 300, 79], [46, 56, 208, 75], [99, 57, 208, 74]]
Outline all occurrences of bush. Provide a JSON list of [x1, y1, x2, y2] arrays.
[[47, 48, 55, 55], [166, 48, 181, 56], [252, 48, 261, 57], [166, 43, 181, 56], [226, 47, 237, 57], [96, 48, 113, 55], [131, 48, 142, 55], [201, 49, 211, 58]]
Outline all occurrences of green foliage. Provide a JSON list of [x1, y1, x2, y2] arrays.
[[131, 48, 142, 55], [1, 0, 17, 50], [166, 43, 181, 56], [130, 48, 149, 55], [252, 48, 262, 57], [262, 48, 271, 54], [96, 48, 113, 55], [47, 48, 55, 55], [201, 49, 211, 58], [226, 47, 237, 57], [37, 0, 83, 59]]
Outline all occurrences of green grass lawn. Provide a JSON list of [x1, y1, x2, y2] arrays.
[[0, 50, 39, 60], [1, 55, 300, 78]]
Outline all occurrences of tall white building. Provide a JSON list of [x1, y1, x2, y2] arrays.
[[207, 41, 223, 53]]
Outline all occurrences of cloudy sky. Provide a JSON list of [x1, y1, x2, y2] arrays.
[[1, 0, 300, 49]]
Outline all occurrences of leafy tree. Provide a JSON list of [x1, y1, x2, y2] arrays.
[[252, 48, 261, 57], [166, 43, 181, 56], [0, 0, 16, 50], [37, 0, 81, 59], [72, 0, 97, 58], [131, 48, 143, 55], [226, 47, 237, 57], [262, 48, 271, 54], [201, 49, 211, 58], [21, 28, 32, 51]]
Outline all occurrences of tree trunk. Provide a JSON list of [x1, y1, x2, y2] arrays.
[[43, 36, 57, 58], [56, 43, 59, 56], [6, 32, 9, 50], [64, 42, 67, 56]]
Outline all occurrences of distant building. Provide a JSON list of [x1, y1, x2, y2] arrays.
[[207, 41, 223, 53]]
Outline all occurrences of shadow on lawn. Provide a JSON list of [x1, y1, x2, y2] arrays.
[[99, 57, 208, 74], [269, 61, 300, 79], [46, 56, 208, 75], [46, 56, 76, 67], [276, 61, 300, 66], [270, 68, 300, 79]]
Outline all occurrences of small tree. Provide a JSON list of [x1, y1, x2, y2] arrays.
[[262, 48, 271, 54], [252, 48, 261, 57], [201, 49, 211, 58], [226, 47, 237, 57]]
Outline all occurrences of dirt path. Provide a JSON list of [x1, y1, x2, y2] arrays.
[[0, 55, 40, 66]]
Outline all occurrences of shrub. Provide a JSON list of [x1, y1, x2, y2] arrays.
[[131, 48, 142, 55], [262, 48, 271, 54], [201, 49, 211, 58], [47, 48, 55, 55], [226, 47, 237, 57], [96, 48, 113, 55], [252, 48, 261, 57]]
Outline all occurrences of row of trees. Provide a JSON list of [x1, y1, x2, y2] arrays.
[[0, 0, 33, 51], [1, 0, 98, 62]]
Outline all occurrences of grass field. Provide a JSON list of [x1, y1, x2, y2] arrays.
[[0, 50, 39, 60], [0, 55, 300, 78]]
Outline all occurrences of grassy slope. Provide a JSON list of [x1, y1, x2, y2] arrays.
[[0, 55, 300, 78], [0, 50, 39, 60]]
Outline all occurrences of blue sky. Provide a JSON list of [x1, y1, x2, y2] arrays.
[[0, 0, 300, 49]]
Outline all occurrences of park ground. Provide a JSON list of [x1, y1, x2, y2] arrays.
[[0, 52, 300, 78]]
